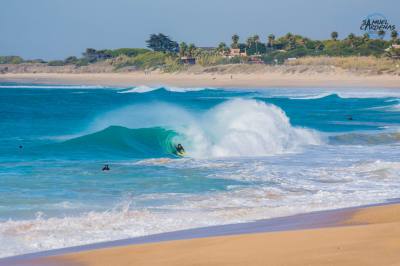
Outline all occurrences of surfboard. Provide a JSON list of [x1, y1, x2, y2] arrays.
[[176, 150, 186, 157]]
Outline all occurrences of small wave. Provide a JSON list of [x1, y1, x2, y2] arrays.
[[0, 85, 106, 89], [329, 132, 400, 145], [118, 86, 207, 94], [349, 160, 400, 179], [288, 92, 333, 100], [118, 86, 158, 93], [268, 90, 400, 100], [393, 104, 400, 111], [336, 91, 400, 99], [388, 103, 400, 112]]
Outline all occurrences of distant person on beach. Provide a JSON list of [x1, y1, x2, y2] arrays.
[[102, 164, 110, 171]]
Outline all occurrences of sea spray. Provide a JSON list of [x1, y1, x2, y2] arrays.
[[59, 99, 321, 158], [196, 99, 321, 157]]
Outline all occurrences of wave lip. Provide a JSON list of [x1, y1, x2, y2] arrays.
[[183, 99, 321, 158], [287, 92, 334, 100]]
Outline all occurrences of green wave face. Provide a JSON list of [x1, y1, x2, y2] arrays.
[[45, 126, 181, 159]]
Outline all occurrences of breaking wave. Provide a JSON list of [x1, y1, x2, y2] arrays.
[[45, 99, 321, 159]]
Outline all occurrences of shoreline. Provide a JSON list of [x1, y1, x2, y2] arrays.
[[2, 199, 399, 266], [1, 72, 400, 89]]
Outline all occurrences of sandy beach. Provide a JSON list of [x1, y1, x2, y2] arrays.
[[1, 72, 400, 88], [4, 202, 399, 266], [3, 1, 400, 265]]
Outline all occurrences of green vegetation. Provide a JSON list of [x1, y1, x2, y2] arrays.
[[1, 30, 399, 72], [224, 31, 399, 64], [47, 60, 65, 66], [113, 52, 168, 69], [146, 33, 179, 53], [287, 56, 400, 74], [0, 56, 23, 64]]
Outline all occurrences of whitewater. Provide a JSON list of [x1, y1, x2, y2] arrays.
[[0, 84, 400, 258]]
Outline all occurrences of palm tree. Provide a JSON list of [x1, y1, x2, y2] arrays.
[[246, 37, 254, 47], [347, 33, 356, 48], [378, 30, 386, 40], [285, 32, 293, 40], [253, 35, 260, 54], [331, 31, 338, 41], [179, 42, 188, 57], [363, 33, 370, 42], [391, 30, 398, 43], [231, 34, 240, 49], [188, 43, 196, 58], [267, 34, 275, 48], [245, 37, 254, 55], [217, 42, 228, 55]]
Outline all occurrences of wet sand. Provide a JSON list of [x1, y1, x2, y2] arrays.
[[1, 72, 400, 88], [3, 202, 400, 266], [49, 203, 400, 266]]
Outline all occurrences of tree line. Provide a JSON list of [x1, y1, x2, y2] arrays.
[[1, 30, 399, 67]]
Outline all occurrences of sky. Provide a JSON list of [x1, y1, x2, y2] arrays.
[[0, 0, 399, 60]]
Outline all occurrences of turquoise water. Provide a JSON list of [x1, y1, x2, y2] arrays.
[[1, 84, 400, 257]]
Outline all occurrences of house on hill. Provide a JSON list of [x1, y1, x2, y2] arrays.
[[248, 55, 264, 64], [229, 48, 247, 57], [180, 56, 196, 65], [385, 44, 400, 59]]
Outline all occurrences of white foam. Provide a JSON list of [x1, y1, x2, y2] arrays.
[[181, 99, 321, 158], [393, 104, 400, 111], [0, 85, 106, 89], [117, 86, 207, 94], [263, 89, 400, 100], [118, 86, 157, 93], [1, 157, 400, 258], [288, 92, 333, 99], [336, 91, 400, 99], [389, 103, 400, 112]]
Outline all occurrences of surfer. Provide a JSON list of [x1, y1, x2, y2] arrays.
[[176, 144, 185, 155], [102, 164, 110, 171]]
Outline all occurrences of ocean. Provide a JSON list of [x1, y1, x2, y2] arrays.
[[1, 83, 400, 257]]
